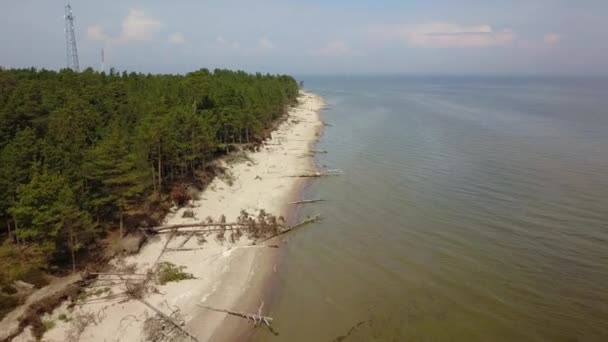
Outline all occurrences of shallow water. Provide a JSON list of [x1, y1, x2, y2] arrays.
[[256, 76, 608, 342]]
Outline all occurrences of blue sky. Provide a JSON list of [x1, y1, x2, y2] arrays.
[[1, 0, 606, 75]]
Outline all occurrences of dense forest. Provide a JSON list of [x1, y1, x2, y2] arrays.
[[0, 67, 299, 300]]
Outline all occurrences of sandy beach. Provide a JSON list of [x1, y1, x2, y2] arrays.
[[12, 90, 324, 342]]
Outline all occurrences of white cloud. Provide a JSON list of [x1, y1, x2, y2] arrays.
[[216, 36, 240, 49], [86, 9, 163, 45], [87, 25, 108, 41], [257, 36, 276, 50], [119, 9, 163, 42], [309, 41, 353, 57], [544, 33, 561, 46], [374, 22, 515, 48], [169, 32, 185, 45]]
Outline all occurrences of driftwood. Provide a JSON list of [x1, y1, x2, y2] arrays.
[[151, 219, 280, 235], [197, 305, 275, 330], [88, 272, 148, 277], [177, 230, 198, 248], [139, 299, 199, 342], [286, 170, 342, 178], [289, 199, 324, 204], [256, 214, 321, 244], [165, 247, 206, 252], [153, 226, 245, 234], [286, 172, 323, 178], [285, 214, 321, 230], [234, 245, 279, 250], [151, 231, 175, 270], [151, 222, 242, 233], [312, 150, 328, 154]]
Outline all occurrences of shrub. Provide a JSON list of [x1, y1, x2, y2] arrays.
[[2, 284, 18, 295], [0, 243, 47, 288], [157, 262, 194, 285], [0, 293, 21, 320], [42, 319, 56, 331]]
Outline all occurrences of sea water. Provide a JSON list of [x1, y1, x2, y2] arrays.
[[257, 76, 608, 341]]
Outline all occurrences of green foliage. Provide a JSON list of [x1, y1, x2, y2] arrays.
[[83, 122, 150, 215], [0, 67, 299, 275], [0, 127, 40, 214], [42, 319, 56, 331], [157, 262, 195, 285], [10, 168, 73, 243]]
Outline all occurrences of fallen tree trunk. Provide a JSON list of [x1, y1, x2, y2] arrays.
[[289, 199, 324, 204], [150, 222, 242, 233], [177, 230, 198, 248], [197, 305, 274, 327], [165, 247, 206, 252], [286, 173, 323, 178], [153, 226, 245, 234], [150, 231, 175, 271], [285, 214, 321, 230], [139, 299, 199, 342], [285, 170, 342, 178], [88, 272, 148, 277], [256, 214, 321, 244]]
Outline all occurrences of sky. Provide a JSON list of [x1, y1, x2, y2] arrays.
[[1, 0, 607, 75]]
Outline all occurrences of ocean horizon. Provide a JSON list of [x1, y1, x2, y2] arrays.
[[257, 75, 608, 341]]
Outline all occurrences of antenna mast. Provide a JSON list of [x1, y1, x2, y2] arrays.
[[101, 48, 105, 73], [64, 3, 80, 72]]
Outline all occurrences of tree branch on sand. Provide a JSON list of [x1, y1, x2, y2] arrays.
[[285, 169, 342, 177], [197, 305, 278, 336], [140, 299, 200, 342], [150, 222, 244, 233]]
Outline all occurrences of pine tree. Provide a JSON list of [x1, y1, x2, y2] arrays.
[[83, 123, 150, 238], [8, 167, 91, 266]]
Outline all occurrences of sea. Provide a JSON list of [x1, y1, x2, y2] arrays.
[[255, 75, 608, 342]]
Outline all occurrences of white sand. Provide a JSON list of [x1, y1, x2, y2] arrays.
[[29, 91, 324, 342]]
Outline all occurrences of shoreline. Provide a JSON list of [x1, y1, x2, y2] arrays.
[[14, 90, 324, 342], [211, 93, 326, 342]]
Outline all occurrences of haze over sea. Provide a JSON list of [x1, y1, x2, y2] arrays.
[[257, 75, 608, 341]]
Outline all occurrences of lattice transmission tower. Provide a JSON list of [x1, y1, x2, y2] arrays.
[[64, 3, 80, 72]]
